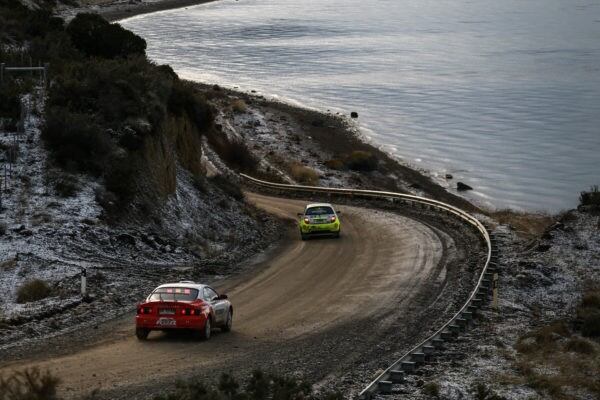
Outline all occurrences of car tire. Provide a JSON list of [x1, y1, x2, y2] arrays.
[[333, 231, 340, 238], [301, 233, 308, 241], [199, 317, 211, 340], [135, 327, 149, 340], [221, 309, 233, 332]]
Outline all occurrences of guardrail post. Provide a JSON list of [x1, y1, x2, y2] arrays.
[[81, 267, 87, 298], [389, 370, 404, 383], [492, 273, 498, 309]]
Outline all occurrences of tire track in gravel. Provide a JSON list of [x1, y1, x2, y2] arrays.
[[0, 193, 467, 399]]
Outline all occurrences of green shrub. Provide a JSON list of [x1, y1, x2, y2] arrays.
[[0, 368, 59, 400], [423, 381, 440, 397], [66, 13, 146, 59], [16, 279, 52, 304], [344, 150, 377, 172]]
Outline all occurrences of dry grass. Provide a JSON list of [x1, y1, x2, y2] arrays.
[[487, 209, 556, 239], [0, 368, 59, 400], [509, 310, 600, 399], [344, 150, 378, 172], [324, 159, 345, 170], [231, 98, 247, 113], [289, 162, 319, 185], [16, 279, 52, 304]]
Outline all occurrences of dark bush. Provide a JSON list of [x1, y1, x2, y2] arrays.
[[471, 382, 506, 400], [0, 368, 60, 400], [16, 279, 52, 304], [344, 150, 378, 172], [581, 312, 600, 337], [582, 291, 600, 309], [324, 159, 345, 170], [66, 13, 146, 59], [423, 381, 440, 397], [0, 80, 23, 122], [104, 156, 136, 202], [565, 337, 596, 354], [579, 185, 600, 210], [168, 80, 213, 132], [207, 133, 258, 173], [42, 108, 112, 175], [210, 175, 244, 201], [53, 174, 79, 198], [154, 370, 320, 400]]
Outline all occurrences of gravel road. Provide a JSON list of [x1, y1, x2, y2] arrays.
[[0, 193, 479, 399]]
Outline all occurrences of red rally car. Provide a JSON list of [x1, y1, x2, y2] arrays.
[[135, 281, 232, 340]]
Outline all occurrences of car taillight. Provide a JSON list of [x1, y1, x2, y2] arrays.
[[330, 216, 337, 222], [304, 217, 310, 224]]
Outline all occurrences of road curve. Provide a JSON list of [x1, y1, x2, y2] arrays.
[[0, 193, 449, 398]]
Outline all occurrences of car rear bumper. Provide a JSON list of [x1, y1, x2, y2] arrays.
[[300, 223, 340, 234], [135, 314, 208, 330]]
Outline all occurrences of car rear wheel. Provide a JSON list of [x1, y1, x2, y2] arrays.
[[135, 327, 149, 340], [221, 310, 233, 332], [199, 317, 211, 340]]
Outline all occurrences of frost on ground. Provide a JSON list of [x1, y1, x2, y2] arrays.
[[0, 90, 280, 350], [378, 210, 600, 400]]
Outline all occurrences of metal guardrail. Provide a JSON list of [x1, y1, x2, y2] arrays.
[[240, 173, 494, 399]]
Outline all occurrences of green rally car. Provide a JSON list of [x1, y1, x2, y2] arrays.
[[298, 203, 341, 240]]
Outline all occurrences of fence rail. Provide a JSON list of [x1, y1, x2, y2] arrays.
[[0, 63, 49, 87], [240, 173, 495, 399]]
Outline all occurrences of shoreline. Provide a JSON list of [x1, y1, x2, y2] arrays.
[[65, 0, 489, 213], [60, 0, 218, 22]]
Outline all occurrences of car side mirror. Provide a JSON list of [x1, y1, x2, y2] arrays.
[[217, 294, 228, 300], [297, 213, 303, 217], [336, 210, 341, 214]]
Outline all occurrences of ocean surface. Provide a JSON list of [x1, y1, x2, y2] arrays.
[[122, 0, 600, 211]]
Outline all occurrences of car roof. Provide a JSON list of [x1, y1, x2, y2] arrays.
[[305, 203, 334, 209], [154, 282, 210, 291]]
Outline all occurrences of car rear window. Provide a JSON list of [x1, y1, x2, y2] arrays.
[[306, 206, 334, 215], [148, 287, 199, 302]]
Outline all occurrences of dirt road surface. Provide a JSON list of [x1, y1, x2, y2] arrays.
[[0, 193, 462, 399]]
